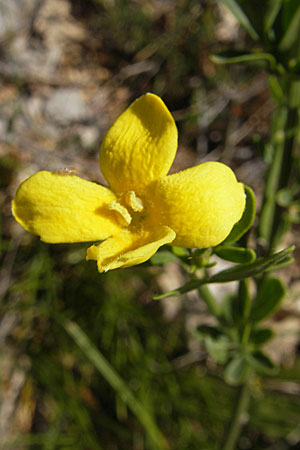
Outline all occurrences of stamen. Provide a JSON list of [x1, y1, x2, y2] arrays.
[[108, 201, 132, 226], [125, 191, 144, 212]]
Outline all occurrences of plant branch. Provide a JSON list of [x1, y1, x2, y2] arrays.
[[259, 79, 300, 254], [220, 382, 250, 450], [197, 284, 221, 317]]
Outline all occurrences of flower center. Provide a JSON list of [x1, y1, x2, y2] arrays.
[[107, 191, 145, 227]]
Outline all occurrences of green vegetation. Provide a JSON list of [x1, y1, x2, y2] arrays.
[[1, 0, 300, 449]]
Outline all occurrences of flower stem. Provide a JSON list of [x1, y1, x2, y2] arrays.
[[220, 382, 250, 450]]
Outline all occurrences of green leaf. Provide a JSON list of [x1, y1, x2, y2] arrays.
[[268, 75, 285, 103], [250, 328, 275, 345], [247, 350, 277, 374], [219, 0, 259, 40], [150, 250, 177, 265], [279, 3, 300, 51], [207, 246, 293, 283], [211, 50, 277, 70], [220, 295, 236, 324], [265, 255, 294, 270], [234, 0, 281, 37], [222, 185, 256, 245], [171, 246, 189, 257], [263, 0, 282, 32], [224, 357, 251, 385], [194, 324, 222, 340], [237, 0, 282, 36], [153, 246, 294, 300], [215, 246, 256, 264], [205, 335, 230, 364], [250, 277, 285, 322]]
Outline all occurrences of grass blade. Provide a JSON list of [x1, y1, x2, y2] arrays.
[[63, 319, 169, 450], [219, 0, 259, 40], [279, 3, 300, 51]]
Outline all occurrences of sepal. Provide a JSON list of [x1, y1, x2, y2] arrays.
[[221, 185, 256, 245]]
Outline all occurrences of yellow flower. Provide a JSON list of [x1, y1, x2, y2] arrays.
[[12, 93, 245, 272]]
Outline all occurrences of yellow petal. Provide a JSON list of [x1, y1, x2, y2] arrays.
[[100, 93, 178, 195], [12, 171, 121, 243], [151, 162, 245, 248], [86, 226, 176, 272]]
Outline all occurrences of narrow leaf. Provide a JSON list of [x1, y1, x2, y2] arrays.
[[208, 246, 294, 283], [215, 246, 256, 264], [153, 279, 204, 300], [219, 0, 259, 40], [279, 3, 300, 51], [250, 277, 285, 322], [263, 0, 282, 32], [153, 246, 294, 300], [237, 0, 282, 37], [265, 255, 294, 271], [268, 75, 285, 103]]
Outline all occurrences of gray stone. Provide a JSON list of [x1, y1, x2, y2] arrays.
[[45, 89, 89, 125], [0, 0, 37, 39], [78, 125, 99, 149]]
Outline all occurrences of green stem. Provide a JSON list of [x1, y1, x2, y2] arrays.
[[269, 103, 299, 251], [220, 382, 250, 450], [259, 79, 300, 254], [198, 284, 220, 317], [63, 319, 169, 450], [241, 322, 251, 346], [258, 106, 287, 249], [220, 276, 252, 450]]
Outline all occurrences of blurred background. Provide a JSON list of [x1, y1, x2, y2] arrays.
[[1, 0, 300, 449]]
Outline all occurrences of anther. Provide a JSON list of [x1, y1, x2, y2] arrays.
[[108, 201, 132, 226], [125, 191, 144, 212]]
